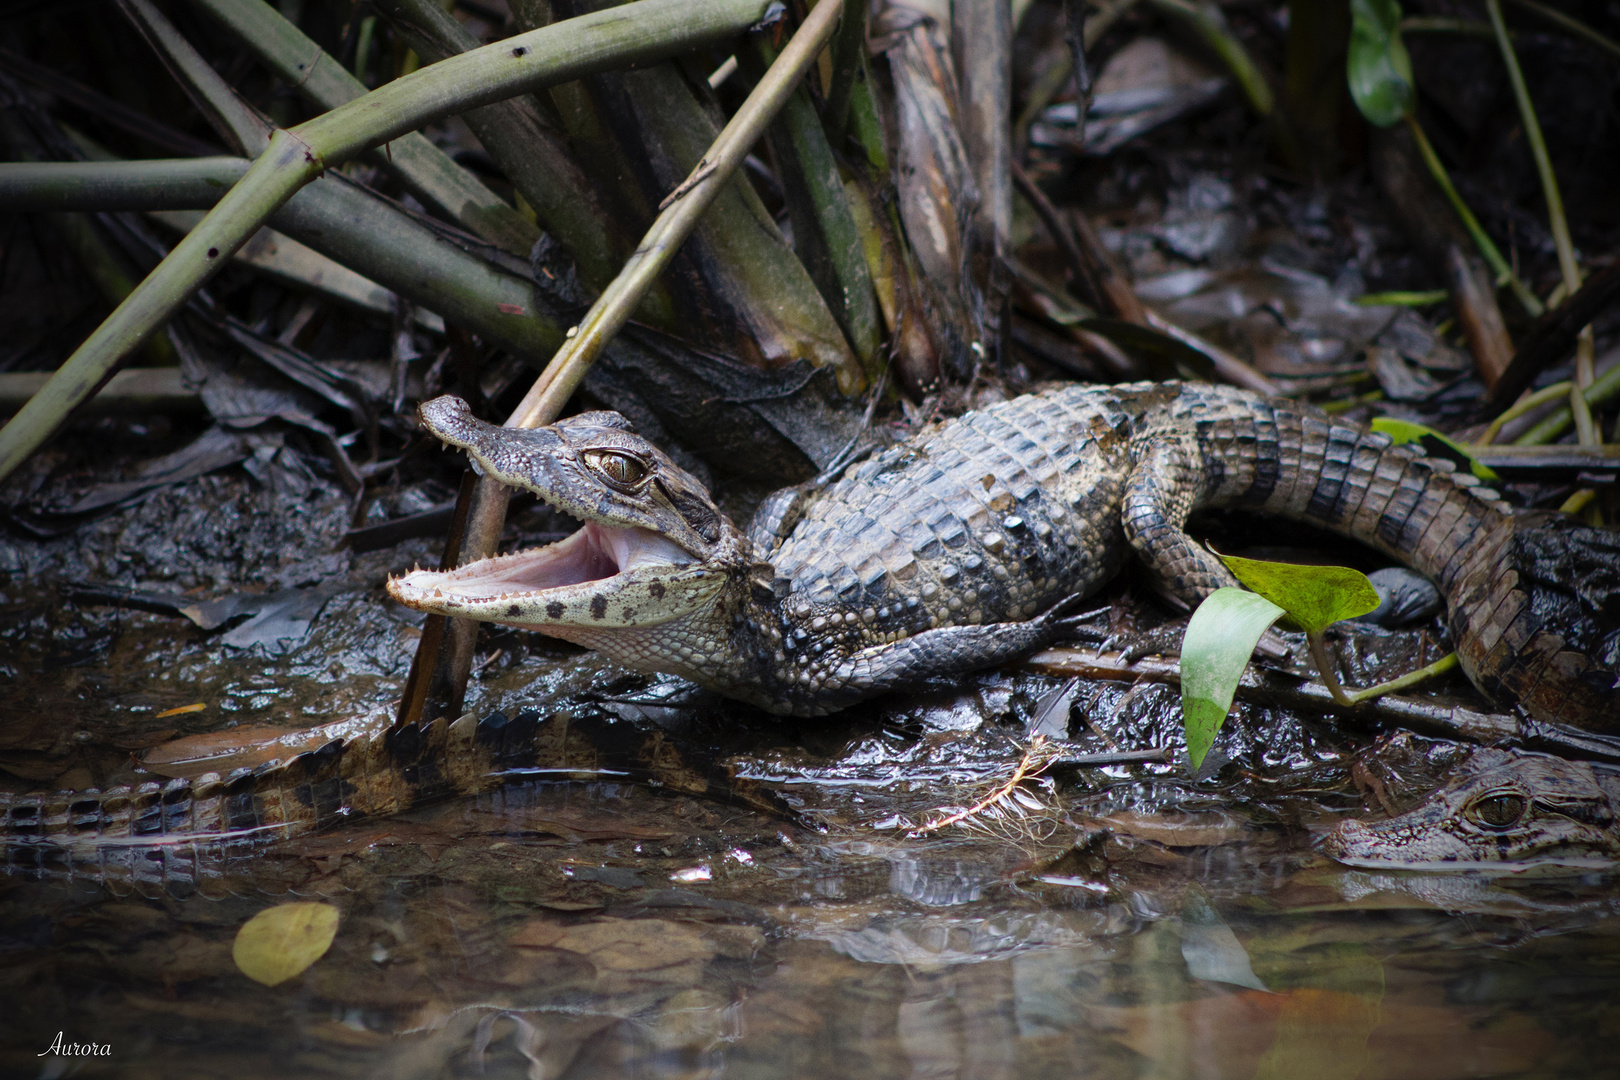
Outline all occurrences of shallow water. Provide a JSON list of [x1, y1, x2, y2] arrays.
[[4, 472, 1619, 1079], [5, 766, 1620, 1080]]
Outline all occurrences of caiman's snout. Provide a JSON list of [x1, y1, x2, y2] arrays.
[[1320, 818, 1377, 863], [389, 396, 741, 638]]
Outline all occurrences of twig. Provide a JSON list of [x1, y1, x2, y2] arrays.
[[1485, 262, 1620, 413], [911, 735, 1064, 834]]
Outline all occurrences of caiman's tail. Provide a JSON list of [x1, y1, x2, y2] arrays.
[[1194, 386, 1619, 732], [1447, 514, 1620, 732], [1, 709, 790, 897]]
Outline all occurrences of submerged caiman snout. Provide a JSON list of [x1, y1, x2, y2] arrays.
[[388, 396, 755, 645], [1323, 749, 1620, 870]]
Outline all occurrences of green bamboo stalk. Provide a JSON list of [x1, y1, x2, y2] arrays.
[[0, 157, 253, 210], [821, 0, 868, 148], [185, 0, 539, 255], [0, 0, 777, 486], [116, 0, 270, 156], [1403, 114, 1544, 318], [0, 157, 560, 360], [0, 130, 310, 485], [372, 0, 626, 293], [750, 38, 882, 375]]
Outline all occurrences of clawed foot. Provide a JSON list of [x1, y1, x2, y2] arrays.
[[1101, 624, 1184, 662], [1036, 595, 1112, 644]]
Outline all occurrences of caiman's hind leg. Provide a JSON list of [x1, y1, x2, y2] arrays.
[[1119, 430, 1236, 609]]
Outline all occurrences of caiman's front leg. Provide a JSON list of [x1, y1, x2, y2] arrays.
[[804, 595, 1088, 714]]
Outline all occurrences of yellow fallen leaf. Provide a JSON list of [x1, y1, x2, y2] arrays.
[[233, 902, 340, 987]]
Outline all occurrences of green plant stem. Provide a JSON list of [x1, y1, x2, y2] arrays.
[[0, 129, 310, 483], [751, 37, 883, 375], [1400, 17, 1495, 37], [44, 213, 177, 367], [1477, 379, 1570, 444], [184, 0, 538, 254], [1344, 651, 1460, 705], [1403, 113, 1543, 318], [373, 0, 624, 293], [845, 56, 890, 174], [1486, 0, 1598, 446], [1306, 631, 1355, 706], [0, 157, 253, 210], [1507, 0, 1620, 61], [1514, 362, 1620, 446], [354, 14, 377, 84], [0, 0, 777, 487], [0, 155, 561, 363], [1486, 0, 1581, 309], [1146, 0, 1274, 116]]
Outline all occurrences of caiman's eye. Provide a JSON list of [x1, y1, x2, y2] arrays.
[[1467, 792, 1528, 829], [587, 450, 649, 488]]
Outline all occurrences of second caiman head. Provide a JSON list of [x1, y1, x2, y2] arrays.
[[387, 396, 776, 689], [1323, 748, 1620, 871]]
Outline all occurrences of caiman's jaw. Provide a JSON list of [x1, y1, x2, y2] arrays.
[[386, 396, 737, 633], [388, 519, 720, 630]]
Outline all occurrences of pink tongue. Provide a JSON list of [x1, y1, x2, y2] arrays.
[[575, 524, 619, 582]]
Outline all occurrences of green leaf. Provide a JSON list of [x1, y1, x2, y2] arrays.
[[1180, 588, 1286, 770], [1347, 0, 1414, 127], [1217, 553, 1381, 635], [1369, 416, 1500, 481], [233, 902, 340, 987]]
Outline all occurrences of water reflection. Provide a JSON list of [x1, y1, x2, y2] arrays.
[[6, 767, 1618, 1079]]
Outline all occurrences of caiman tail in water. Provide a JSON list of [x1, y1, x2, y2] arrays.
[[0, 710, 787, 897], [388, 383, 1619, 727]]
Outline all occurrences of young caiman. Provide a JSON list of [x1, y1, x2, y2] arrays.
[[389, 381, 1619, 727], [7, 380, 1616, 888], [1324, 748, 1620, 870]]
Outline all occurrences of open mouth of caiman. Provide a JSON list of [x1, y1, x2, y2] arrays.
[[386, 395, 726, 630], [386, 496, 703, 629]]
